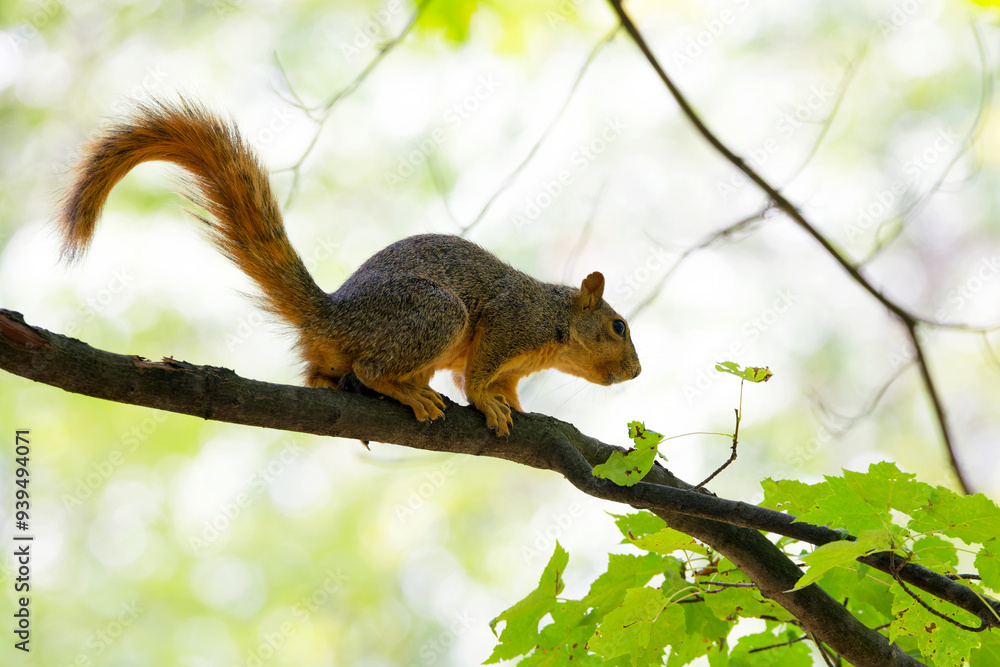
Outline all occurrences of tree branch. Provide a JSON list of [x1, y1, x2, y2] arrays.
[[605, 0, 971, 495], [5, 309, 997, 664]]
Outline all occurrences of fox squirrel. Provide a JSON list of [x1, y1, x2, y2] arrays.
[[58, 98, 641, 435]]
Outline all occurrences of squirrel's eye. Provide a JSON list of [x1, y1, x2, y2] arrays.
[[612, 319, 626, 337]]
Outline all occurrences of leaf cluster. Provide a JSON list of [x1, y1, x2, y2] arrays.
[[488, 462, 1000, 666]]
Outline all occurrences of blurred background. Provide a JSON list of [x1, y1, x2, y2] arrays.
[[1, 0, 999, 664]]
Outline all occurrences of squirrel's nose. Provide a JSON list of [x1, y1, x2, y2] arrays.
[[632, 365, 641, 379]]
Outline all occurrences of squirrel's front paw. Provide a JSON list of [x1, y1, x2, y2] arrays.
[[478, 395, 513, 436]]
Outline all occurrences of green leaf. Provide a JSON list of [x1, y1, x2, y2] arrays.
[[627, 421, 664, 446], [592, 422, 663, 487], [890, 585, 980, 666], [728, 628, 813, 666], [843, 462, 935, 515], [715, 361, 773, 383], [813, 564, 893, 629], [760, 477, 830, 515], [851, 565, 896, 624], [975, 543, 1000, 592], [587, 587, 670, 661], [630, 526, 705, 556], [702, 566, 792, 622], [636, 602, 688, 666], [791, 530, 892, 591], [796, 475, 889, 535], [528, 601, 602, 666], [969, 629, 1000, 666], [909, 489, 1000, 545], [582, 553, 667, 617], [912, 535, 960, 571], [609, 511, 667, 541], [486, 543, 569, 662], [592, 451, 642, 486], [666, 603, 730, 667]]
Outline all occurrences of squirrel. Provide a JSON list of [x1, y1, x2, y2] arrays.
[[57, 98, 641, 435]]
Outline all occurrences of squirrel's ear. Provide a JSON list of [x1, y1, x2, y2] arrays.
[[577, 271, 605, 310]]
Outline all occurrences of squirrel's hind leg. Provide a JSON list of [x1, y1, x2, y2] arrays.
[[329, 274, 468, 423], [351, 365, 447, 422]]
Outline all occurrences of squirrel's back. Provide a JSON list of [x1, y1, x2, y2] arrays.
[[345, 234, 542, 306]]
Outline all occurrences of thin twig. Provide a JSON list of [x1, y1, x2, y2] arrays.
[[906, 322, 968, 493], [980, 331, 1000, 371], [694, 383, 742, 490], [748, 631, 810, 653], [562, 180, 606, 282], [275, 0, 433, 207], [460, 26, 619, 237], [426, 154, 460, 228], [627, 209, 769, 321], [813, 361, 912, 438], [862, 20, 992, 266], [781, 47, 866, 188], [811, 632, 838, 667], [873, 21, 990, 255], [318, 0, 434, 115], [270, 53, 316, 120], [696, 581, 757, 593]]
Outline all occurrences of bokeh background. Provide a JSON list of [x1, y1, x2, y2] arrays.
[[1, 0, 999, 664]]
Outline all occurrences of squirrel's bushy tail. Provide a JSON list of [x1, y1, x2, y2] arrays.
[[58, 98, 327, 326]]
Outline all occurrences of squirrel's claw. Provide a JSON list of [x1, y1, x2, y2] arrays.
[[408, 386, 447, 422], [479, 394, 513, 436]]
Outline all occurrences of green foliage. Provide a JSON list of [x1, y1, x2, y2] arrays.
[[714, 362, 773, 383], [418, 0, 479, 43], [791, 529, 896, 591], [729, 628, 813, 666], [592, 422, 664, 487], [487, 543, 569, 662], [488, 461, 1000, 665]]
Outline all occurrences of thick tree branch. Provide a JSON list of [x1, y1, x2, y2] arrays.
[[5, 309, 998, 664]]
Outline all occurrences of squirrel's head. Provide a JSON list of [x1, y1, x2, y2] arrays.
[[558, 272, 641, 386]]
